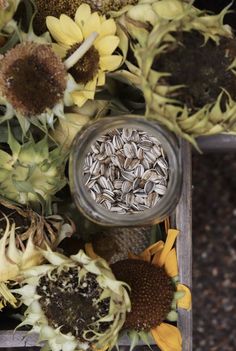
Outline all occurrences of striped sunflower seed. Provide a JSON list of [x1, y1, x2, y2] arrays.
[[121, 180, 133, 194], [123, 143, 136, 158], [84, 127, 169, 214]]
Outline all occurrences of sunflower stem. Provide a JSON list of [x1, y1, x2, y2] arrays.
[[64, 32, 99, 70]]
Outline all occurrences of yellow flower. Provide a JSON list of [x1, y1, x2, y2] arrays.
[[46, 3, 122, 107], [86, 225, 191, 351]]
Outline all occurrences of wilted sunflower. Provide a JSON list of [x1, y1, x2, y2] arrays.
[[128, 3, 236, 147], [0, 198, 75, 310], [0, 130, 67, 210], [0, 41, 67, 133], [14, 249, 131, 351], [46, 3, 122, 108], [87, 228, 191, 351]]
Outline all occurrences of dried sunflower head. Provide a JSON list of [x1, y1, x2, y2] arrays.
[[0, 41, 68, 133], [0, 196, 75, 310], [125, 2, 236, 147], [14, 249, 131, 351]]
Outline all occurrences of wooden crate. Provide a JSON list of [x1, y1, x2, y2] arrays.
[[0, 141, 192, 351]]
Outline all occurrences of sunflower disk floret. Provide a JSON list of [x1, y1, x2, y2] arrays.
[[14, 249, 131, 351]]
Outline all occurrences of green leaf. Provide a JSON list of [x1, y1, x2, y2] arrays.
[[35, 136, 49, 161], [8, 128, 21, 157], [128, 330, 139, 351], [0, 150, 12, 168], [138, 331, 154, 350], [0, 31, 20, 55]]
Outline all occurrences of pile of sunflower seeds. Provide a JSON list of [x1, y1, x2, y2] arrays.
[[83, 128, 169, 214]]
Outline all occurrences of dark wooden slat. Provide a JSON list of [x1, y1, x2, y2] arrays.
[[176, 140, 192, 351], [197, 134, 236, 153]]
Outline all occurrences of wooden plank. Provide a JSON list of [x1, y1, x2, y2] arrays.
[[176, 140, 192, 351], [0, 330, 39, 347], [197, 134, 236, 153]]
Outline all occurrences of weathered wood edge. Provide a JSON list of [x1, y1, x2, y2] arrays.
[[0, 141, 192, 349], [197, 134, 236, 153], [176, 140, 192, 351]]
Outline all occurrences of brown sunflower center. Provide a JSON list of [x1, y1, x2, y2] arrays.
[[66, 43, 100, 85], [153, 30, 236, 112], [37, 266, 111, 341], [84, 0, 139, 13], [34, 0, 83, 34], [34, 0, 139, 35], [0, 43, 67, 116], [111, 259, 175, 332]]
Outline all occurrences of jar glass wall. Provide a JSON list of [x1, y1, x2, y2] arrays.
[[69, 116, 182, 227]]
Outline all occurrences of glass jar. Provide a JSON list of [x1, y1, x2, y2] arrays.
[[69, 115, 182, 227]]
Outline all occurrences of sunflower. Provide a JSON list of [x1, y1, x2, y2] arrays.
[[46, 3, 122, 108], [14, 249, 131, 351], [0, 41, 68, 133], [86, 226, 191, 351], [125, 3, 236, 147], [0, 197, 75, 310]]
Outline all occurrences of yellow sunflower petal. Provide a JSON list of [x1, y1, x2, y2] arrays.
[[158, 229, 179, 267], [97, 71, 106, 86], [46, 16, 76, 45], [151, 323, 182, 351], [82, 12, 101, 39], [95, 36, 120, 56], [177, 284, 192, 310], [51, 43, 67, 59], [148, 241, 165, 256], [82, 78, 97, 99], [100, 19, 117, 37], [138, 249, 151, 262], [71, 91, 88, 107], [75, 3, 91, 29], [85, 243, 100, 259], [99, 55, 122, 71], [149, 241, 165, 266], [164, 248, 178, 278], [59, 15, 83, 43], [128, 252, 140, 260]]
